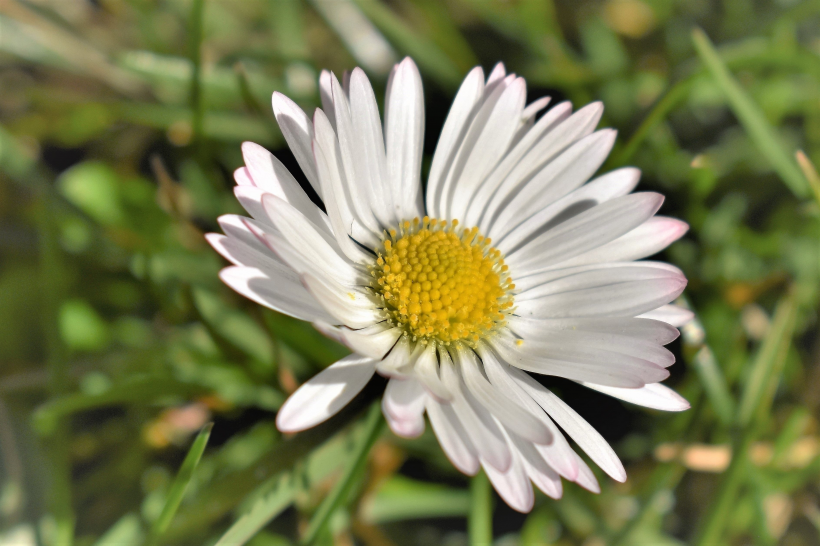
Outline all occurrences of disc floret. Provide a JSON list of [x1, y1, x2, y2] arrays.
[[371, 217, 514, 345]]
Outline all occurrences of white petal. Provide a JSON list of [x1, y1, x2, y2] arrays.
[[534, 424, 580, 482], [639, 304, 694, 327], [473, 344, 579, 480], [489, 129, 617, 240], [476, 344, 554, 441], [479, 102, 604, 232], [426, 66, 485, 218], [301, 273, 381, 329], [234, 186, 274, 227], [437, 75, 516, 221], [234, 166, 254, 186], [318, 70, 336, 130], [241, 141, 329, 232], [522, 96, 551, 120], [506, 192, 664, 274], [271, 92, 322, 198], [439, 353, 512, 472], [486, 62, 506, 88], [262, 194, 364, 286], [557, 216, 689, 268], [508, 430, 563, 499], [217, 215, 271, 256], [376, 335, 414, 377], [384, 409, 424, 439], [312, 321, 346, 345], [508, 316, 680, 346], [385, 57, 425, 220], [219, 266, 333, 323], [448, 77, 527, 222], [276, 354, 376, 432], [455, 346, 552, 445], [496, 167, 641, 252], [466, 101, 573, 229], [572, 454, 601, 493], [206, 231, 284, 272], [312, 109, 375, 263], [581, 382, 690, 412], [349, 67, 394, 227], [515, 261, 683, 297], [426, 398, 480, 476], [413, 343, 452, 401], [492, 333, 669, 388], [329, 72, 382, 237], [509, 369, 627, 482], [482, 434, 535, 513], [382, 378, 426, 438], [503, 317, 676, 370], [341, 325, 401, 360], [515, 265, 687, 320]]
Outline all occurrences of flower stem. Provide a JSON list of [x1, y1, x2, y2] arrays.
[[469, 470, 492, 546]]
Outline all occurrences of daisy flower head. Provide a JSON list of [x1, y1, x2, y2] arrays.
[[207, 58, 692, 512]]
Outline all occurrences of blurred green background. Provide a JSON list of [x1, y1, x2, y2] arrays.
[[1, 0, 820, 544]]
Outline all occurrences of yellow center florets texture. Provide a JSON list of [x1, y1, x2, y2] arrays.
[[372, 217, 514, 344]]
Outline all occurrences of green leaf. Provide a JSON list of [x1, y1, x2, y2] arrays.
[[149, 423, 214, 542], [692, 28, 809, 198], [57, 162, 126, 226], [58, 299, 110, 352], [359, 476, 470, 523]]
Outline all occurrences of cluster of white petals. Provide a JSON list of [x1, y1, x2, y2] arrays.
[[208, 57, 691, 512]]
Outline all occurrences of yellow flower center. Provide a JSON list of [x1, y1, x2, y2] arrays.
[[372, 217, 513, 344]]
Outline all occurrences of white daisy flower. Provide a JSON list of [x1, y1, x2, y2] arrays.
[[207, 58, 693, 512]]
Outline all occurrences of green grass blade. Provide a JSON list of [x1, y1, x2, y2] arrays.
[[307, 0, 396, 76], [693, 433, 754, 546], [149, 423, 214, 541], [737, 292, 799, 428], [300, 402, 383, 545], [695, 291, 798, 544], [188, 0, 206, 146], [469, 470, 492, 546], [350, 0, 463, 89], [692, 28, 809, 198], [270, 0, 309, 60], [214, 473, 296, 546], [608, 78, 693, 168], [796, 151, 820, 207], [691, 346, 735, 427]]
